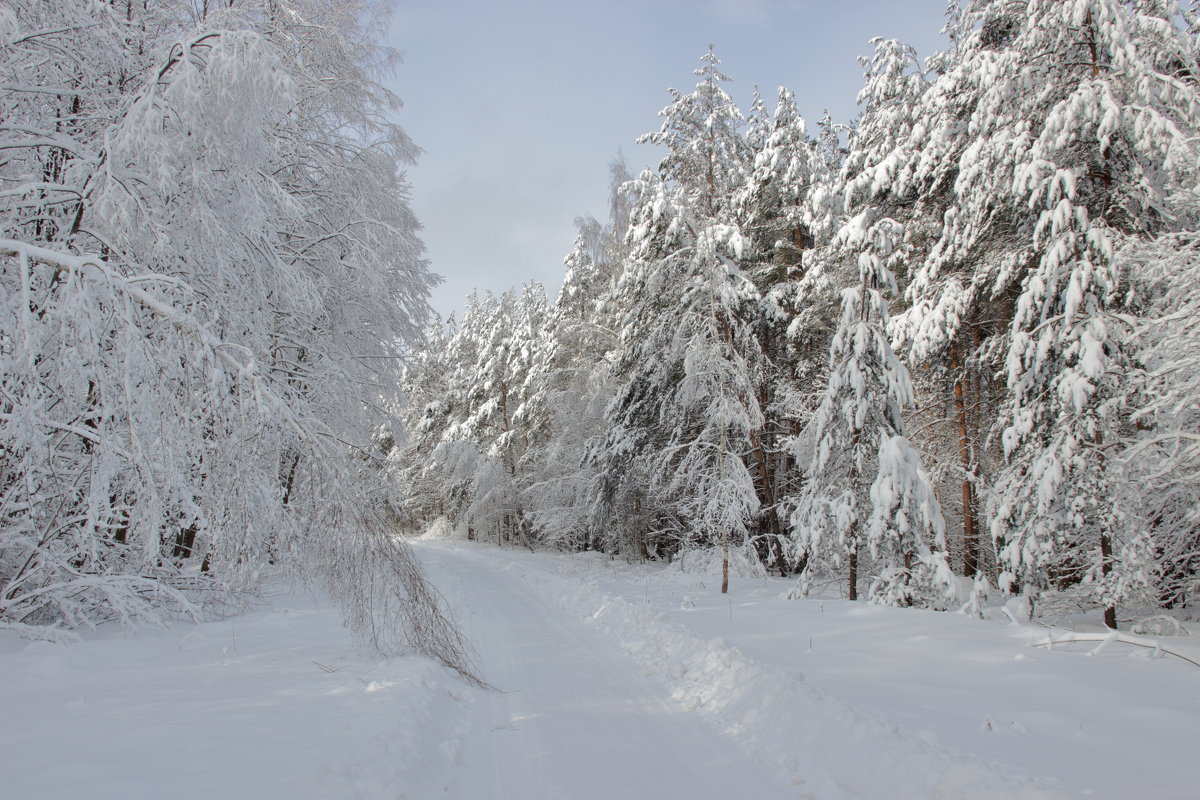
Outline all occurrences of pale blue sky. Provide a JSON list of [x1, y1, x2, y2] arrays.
[[385, 0, 950, 320]]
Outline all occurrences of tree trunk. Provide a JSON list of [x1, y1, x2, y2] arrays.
[[1095, 429, 1117, 629], [721, 536, 730, 594], [952, 345, 979, 577], [1100, 532, 1117, 629], [279, 451, 300, 507], [748, 425, 787, 574]]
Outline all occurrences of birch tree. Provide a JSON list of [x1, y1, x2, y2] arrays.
[[1, 1, 471, 673]]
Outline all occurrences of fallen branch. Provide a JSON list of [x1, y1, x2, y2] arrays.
[[1032, 631, 1200, 670]]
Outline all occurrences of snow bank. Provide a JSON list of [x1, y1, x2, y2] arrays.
[[0, 580, 472, 800]]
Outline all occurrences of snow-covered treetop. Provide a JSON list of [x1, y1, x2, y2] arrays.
[[638, 46, 750, 219]]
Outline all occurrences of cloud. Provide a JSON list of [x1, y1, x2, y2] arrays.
[[705, 0, 771, 25]]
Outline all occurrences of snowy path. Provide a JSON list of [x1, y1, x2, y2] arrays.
[[417, 540, 801, 800], [418, 538, 1200, 800]]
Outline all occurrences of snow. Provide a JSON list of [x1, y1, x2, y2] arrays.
[[426, 539, 1198, 800], [3, 539, 1198, 799], [0, 578, 472, 800], [416, 541, 798, 799]]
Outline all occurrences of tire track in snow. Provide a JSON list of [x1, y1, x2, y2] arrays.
[[419, 539, 1074, 800], [417, 540, 805, 800]]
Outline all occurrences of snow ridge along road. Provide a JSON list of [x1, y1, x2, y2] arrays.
[[415, 539, 1071, 800]]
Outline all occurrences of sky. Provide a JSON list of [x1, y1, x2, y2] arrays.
[[384, 0, 951, 321]]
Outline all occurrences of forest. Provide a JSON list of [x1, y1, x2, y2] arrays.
[[2, 0, 1198, 652], [395, 1, 1200, 628]]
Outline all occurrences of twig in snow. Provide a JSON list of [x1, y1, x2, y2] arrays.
[[1031, 631, 1200, 670]]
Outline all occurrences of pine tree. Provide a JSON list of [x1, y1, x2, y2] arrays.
[[973, 0, 1199, 626], [521, 160, 630, 551], [843, 1, 1200, 622], [637, 46, 751, 219], [1129, 231, 1200, 609], [873, 23, 1010, 581], [791, 35, 952, 606], [597, 49, 763, 584], [793, 212, 952, 606], [732, 87, 836, 574]]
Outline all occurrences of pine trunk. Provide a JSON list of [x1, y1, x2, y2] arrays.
[[1101, 532, 1117, 629], [952, 345, 979, 577], [722, 539, 730, 594], [1095, 429, 1117, 629]]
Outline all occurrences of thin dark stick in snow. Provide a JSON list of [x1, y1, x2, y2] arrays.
[[1032, 632, 1200, 670]]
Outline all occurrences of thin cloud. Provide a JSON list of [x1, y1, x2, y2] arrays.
[[705, 0, 771, 25]]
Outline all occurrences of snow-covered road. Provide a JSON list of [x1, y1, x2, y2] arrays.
[[418, 540, 800, 799], [417, 538, 1200, 800]]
